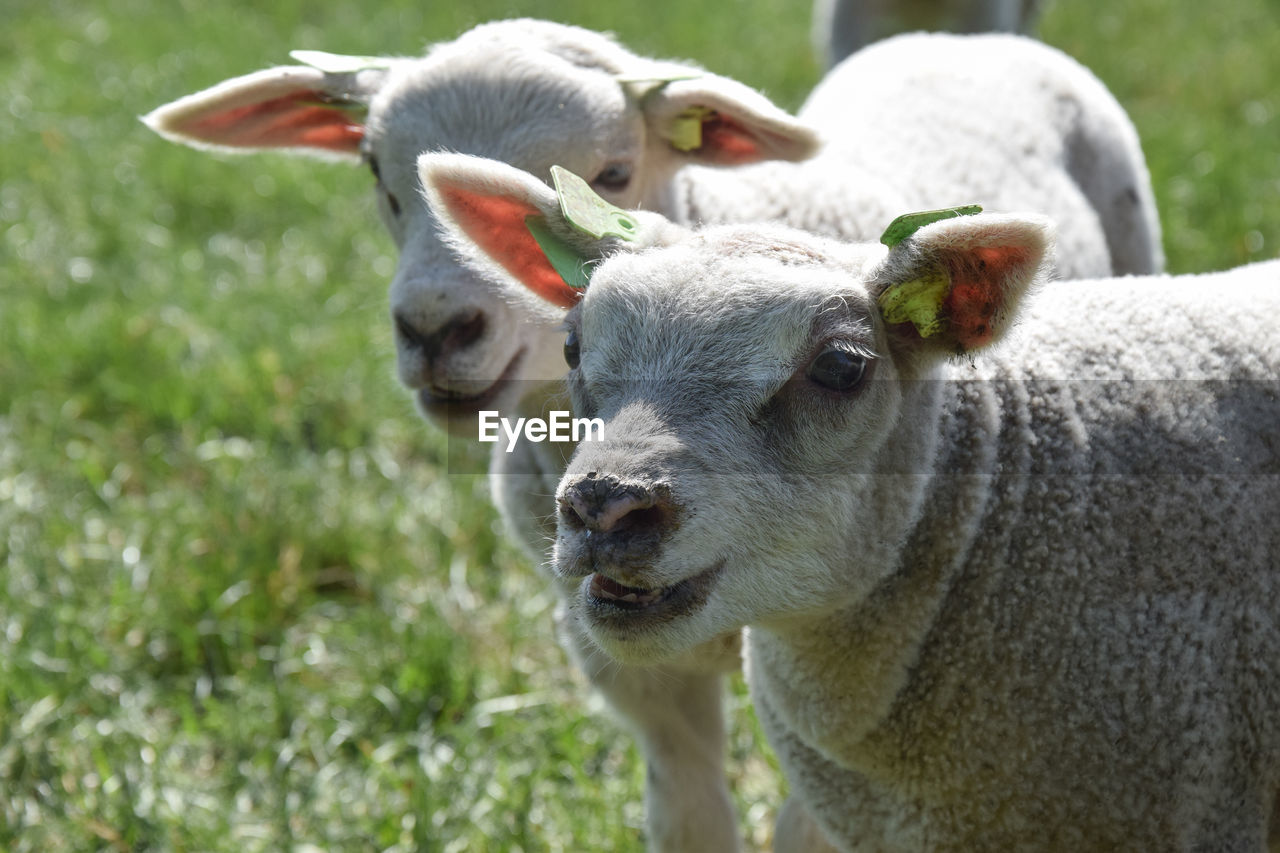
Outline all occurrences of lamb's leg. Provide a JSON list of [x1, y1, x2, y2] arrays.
[[775, 795, 841, 853], [561, 610, 742, 853]]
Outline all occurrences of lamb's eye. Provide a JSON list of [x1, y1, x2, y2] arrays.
[[591, 162, 633, 192], [807, 348, 866, 392], [564, 328, 581, 369], [385, 189, 402, 217]]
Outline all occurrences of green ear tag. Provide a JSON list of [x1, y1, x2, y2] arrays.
[[877, 269, 951, 338], [525, 216, 591, 290], [880, 204, 983, 247], [289, 49, 394, 74], [550, 166, 639, 241], [668, 106, 713, 152]]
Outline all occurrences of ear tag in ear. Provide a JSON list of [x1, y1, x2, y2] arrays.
[[289, 49, 394, 74], [878, 269, 951, 339], [525, 216, 592, 290], [615, 71, 702, 84], [880, 204, 983, 247], [549, 165, 639, 241], [668, 106, 714, 152]]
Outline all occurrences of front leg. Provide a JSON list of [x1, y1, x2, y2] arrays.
[[775, 795, 841, 853], [562, 611, 743, 853]]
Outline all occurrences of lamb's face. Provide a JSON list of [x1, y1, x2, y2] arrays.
[[552, 230, 906, 662], [365, 35, 666, 433]]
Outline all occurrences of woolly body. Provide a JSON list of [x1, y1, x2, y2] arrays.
[[414, 156, 1278, 847], [553, 218, 1280, 849]]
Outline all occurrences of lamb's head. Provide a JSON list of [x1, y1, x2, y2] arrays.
[[143, 19, 818, 433], [420, 153, 1052, 661]]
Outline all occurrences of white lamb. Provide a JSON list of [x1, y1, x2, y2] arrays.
[[145, 21, 1163, 851], [420, 152, 1280, 852]]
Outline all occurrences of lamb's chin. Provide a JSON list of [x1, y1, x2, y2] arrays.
[[415, 380, 520, 435], [575, 561, 725, 661]]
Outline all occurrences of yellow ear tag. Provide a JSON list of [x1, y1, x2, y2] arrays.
[[668, 106, 714, 152], [550, 166, 639, 241], [877, 269, 951, 338]]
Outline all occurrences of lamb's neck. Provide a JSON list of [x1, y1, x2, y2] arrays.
[[747, 375, 1007, 764], [513, 378, 577, 479], [486, 379, 577, 566]]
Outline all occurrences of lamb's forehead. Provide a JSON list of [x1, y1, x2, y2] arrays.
[[445, 18, 636, 73], [366, 22, 635, 165], [582, 228, 881, 361]]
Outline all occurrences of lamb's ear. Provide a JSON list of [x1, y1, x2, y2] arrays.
[[419, 155, 640, 308], [873, 212, 1054, 356], [142, 53, 394, 159], [637, 73, 820, 165]]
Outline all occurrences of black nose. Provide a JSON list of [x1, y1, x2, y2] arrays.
[[394, 309, 486, 362], [559, 473, 669, 536]]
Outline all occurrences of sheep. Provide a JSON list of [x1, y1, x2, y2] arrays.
[[144, 23, 1161, 435], [146, 21, 1163, 850], [813, 0, 1043, 69], [144, 21, 823, 850], [418, 152, 1280, 852]]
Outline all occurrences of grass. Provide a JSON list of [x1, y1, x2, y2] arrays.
[[1, 0, 1276, 850]]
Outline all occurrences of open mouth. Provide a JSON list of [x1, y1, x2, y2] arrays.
[[588, 574, 671, 609], [582, 561, 723, 627]]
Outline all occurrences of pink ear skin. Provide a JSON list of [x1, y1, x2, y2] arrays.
[[699, 115, 763, 164], [172, 89, 364, 154], [941, 245, 1033, 350], [438, 188, 582, 308], [692, 111, 818, 165]]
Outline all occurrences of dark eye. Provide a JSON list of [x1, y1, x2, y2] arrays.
[[564, 328, 581, 369], [591, 162, 633, 192], [806, 348, 867, 392], [385, 189, 402, 217]]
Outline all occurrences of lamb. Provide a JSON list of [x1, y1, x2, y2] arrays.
[[144, 23, 1161, 435], [145, 21, 1164, 850], [145, 22, 821, 850], [418, 152, 1280, 851], [812, 0, 1043, 69]]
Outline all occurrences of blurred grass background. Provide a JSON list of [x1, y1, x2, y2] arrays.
[[1, 0, 1276, 850]]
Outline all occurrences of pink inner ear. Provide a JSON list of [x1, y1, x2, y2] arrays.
[[181, 90, 364, 153], [700, 116, 762, 164], [440, 188, 582, 308], [943, 246, 1031, 350]]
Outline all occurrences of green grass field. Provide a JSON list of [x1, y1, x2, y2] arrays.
[[2, 0, 1277, 849]]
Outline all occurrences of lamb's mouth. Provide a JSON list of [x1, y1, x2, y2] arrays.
[[416, 347, 525, 423], [582, 562, 723, 629]]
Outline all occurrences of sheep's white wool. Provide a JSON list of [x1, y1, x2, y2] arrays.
[[418, 152, 1279, 850], [566, 219, 1280, 849]]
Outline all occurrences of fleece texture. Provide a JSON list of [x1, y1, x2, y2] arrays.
[[745, 259, 1280, 850], [678, 31, 1163, 280]]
